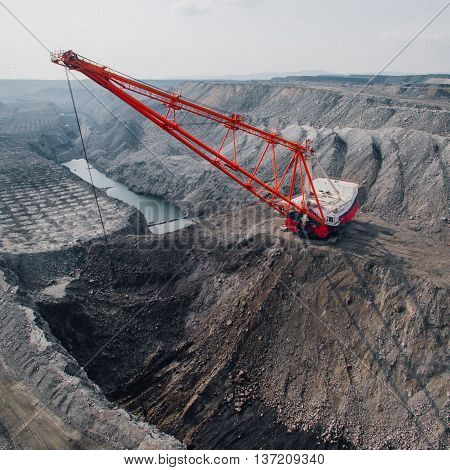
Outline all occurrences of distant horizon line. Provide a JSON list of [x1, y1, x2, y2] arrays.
[[1, 71, 450, 81]]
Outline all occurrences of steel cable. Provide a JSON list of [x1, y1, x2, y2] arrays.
[[65, 68, 110, 248]]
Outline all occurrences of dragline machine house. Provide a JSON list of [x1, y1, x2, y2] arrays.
[[52, 50, 358, 239]]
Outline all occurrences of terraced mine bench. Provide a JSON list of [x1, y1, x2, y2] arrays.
[[0, 145, 143, 255]]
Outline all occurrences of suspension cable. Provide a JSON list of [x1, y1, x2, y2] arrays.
[[64, 68, 109, 248]]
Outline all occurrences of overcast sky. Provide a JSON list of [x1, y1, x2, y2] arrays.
[[1, 0, 449, 79]]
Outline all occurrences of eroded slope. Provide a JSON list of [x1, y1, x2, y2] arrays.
[[38, 206, 449, 449]]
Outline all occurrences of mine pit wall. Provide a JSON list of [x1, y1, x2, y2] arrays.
[[0, 223, 185, 449], [0, 209, 146, 292], [0, 268, 184, 450], [0, 142, 149, 291], [35, 210, 448, 449], [0, 207, 183, 450], [0, 244, 86, 293]]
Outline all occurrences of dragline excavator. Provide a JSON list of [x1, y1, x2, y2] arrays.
[[51, 50, 358, 240]]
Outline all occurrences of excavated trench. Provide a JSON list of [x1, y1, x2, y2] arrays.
[[35, 236, 353, 449], [34, 206, 448, 450]]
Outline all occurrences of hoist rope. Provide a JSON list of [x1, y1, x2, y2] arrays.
[[65, 67, 109, 248]]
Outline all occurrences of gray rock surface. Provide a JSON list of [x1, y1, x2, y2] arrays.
[[0, 270, 183, 449]]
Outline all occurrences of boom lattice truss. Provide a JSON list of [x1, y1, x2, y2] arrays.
[[52, 50, 326, 225]]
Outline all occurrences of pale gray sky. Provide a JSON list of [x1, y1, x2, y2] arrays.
[[1, 0, 449, 79]]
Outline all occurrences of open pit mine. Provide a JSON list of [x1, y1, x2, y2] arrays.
[[0, 66, 448, 450]]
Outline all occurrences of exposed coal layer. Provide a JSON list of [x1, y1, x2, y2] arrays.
[[38, 206, 448, 449]]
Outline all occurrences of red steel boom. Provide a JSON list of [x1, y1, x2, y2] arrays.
[[52, 50, 358, 238], [51, 51, 358, 238]]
